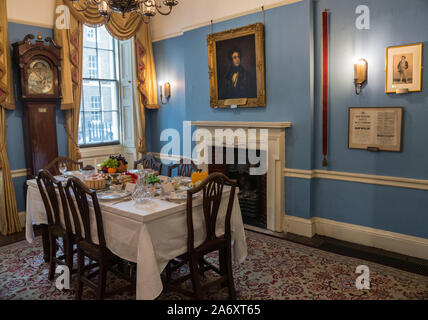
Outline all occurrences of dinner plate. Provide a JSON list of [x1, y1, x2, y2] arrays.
[[166, 191, 187, 201], [97, 190, 131, 201]]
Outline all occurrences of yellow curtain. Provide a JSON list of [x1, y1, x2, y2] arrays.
[[0, 0, 21, 235], [0, 0, 15, 111], [134, 23, 159, 155], [55, 0, 83, 163], [56, 1, 159, 159]]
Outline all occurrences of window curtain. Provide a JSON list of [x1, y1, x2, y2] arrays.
[[55, 0, 159, 160], [0, 0, 22, 235]]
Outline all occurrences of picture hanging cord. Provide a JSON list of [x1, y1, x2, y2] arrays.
[[262, 6, 265, 24]]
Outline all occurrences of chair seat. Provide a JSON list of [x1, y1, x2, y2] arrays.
[[76, 240, 118, 262]]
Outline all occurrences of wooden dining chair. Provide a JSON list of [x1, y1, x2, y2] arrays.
[[64, 177, 134, 300], [134, 153, 162, 175], [167, 159, 200, 177], [36, 170, 75, 280], [44, 156, 83, 176], [164, 172, 238, 299]]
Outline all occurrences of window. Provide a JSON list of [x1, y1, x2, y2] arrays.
[[88, 55, 97, 78], [79, 25, 119, 146]]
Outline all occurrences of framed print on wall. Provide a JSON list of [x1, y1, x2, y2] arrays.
[[385, 43, 423, 93], [207, 23, 266, 108], [348, 107, 403, 152]]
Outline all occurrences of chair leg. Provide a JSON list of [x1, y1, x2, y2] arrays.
[[76, 249, 84, 300], [48, 234, 56, 281], [64, 236, 74, 273], [198, 256, 206, 278], [219, 248, 228, 288], [226, 247, 236, 300], [97, 259, 107, 300], [189, 256, 204, 299]]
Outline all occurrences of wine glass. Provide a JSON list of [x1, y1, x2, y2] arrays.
[[58, 162, 67, 178]]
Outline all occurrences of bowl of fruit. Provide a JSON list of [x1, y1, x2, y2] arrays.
[[101, 155, 128, 174]]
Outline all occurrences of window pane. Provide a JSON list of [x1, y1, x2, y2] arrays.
[[97, 26, 113, 50], [82, 80, 100, 112], [83, 48, 98, 79], [78, 112, 84, 145], [84, 27, 97, 48], [101, 81, 118, 111], [98, 50, 115, 79], [79, 25, 120, 147], [102, 111, 120, 142]]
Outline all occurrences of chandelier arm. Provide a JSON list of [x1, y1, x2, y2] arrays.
[[155, 5, 173, 16]]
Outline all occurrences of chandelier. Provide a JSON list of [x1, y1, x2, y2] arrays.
[[70, 0, 179, 24]]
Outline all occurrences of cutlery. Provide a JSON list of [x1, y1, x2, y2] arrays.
[[112, 197, 132, 205]]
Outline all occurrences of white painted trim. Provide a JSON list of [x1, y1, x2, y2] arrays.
[[152, 0, 303, 42], [80, 145, 124, 159], [284, 215, 428, 260], [11, 169, 30, 179], [284, 168, 428, 191], [150, 152, 187, 162], [7, 18, 53, 29], [191, 121, 292, 129], [284, 168, 313, 180], [283, 215, 315, 238]]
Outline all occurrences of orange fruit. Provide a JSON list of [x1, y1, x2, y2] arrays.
[[192, 171, 208, 184], [108, 168, 117, 174]]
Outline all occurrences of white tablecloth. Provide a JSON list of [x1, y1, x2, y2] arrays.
[[25, 179, 247, 300]]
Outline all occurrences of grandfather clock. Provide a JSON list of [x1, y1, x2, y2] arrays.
[[13, 34, 62, 177]]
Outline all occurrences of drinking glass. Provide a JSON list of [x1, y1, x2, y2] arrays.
[[58, 162, 67, 177]]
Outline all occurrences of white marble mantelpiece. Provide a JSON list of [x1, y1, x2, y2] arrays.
[[191, 121, 292, 232]]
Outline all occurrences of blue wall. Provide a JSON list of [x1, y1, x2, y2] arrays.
[[148, 0, 428, 238], [6, 22, 68, 212]]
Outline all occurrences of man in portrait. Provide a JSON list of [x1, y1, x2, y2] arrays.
[[397, 55, 409, 83], [219, 47, 251, 99]]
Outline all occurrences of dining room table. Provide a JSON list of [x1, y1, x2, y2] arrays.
[[25, 174, 248, 300]]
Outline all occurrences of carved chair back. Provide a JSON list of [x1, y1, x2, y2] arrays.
[[186, 172, 237, 252], [167, 159, 199, 177], [36, 169, 73, 233], [65, 176, 106, 248]]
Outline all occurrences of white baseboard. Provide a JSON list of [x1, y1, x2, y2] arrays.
[[284, 215, 428, 260], [283, 215, 315, 238]]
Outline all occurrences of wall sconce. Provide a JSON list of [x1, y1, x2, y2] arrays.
[[159, 82, 171, 104], [354, 58, 367, 95]]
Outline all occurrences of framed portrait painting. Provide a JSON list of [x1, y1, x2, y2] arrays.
[[207, 23, 266, 108], [385, 43, 423, 93]]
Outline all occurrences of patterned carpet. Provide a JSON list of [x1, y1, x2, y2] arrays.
[[1, 230, 427, 300]]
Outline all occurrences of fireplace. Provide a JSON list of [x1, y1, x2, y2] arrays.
[[191, 121, 291, 232], [209, 147, 267, 228]]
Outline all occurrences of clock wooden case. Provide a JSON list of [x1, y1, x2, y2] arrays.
[[13, 34, 62, 177]]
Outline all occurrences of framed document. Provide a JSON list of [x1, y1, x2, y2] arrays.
[[348, 107, 403, 152]]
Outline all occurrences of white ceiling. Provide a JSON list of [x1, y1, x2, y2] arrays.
[[6, 0, 301, 41]]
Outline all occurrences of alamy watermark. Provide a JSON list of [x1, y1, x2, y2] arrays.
[[355, 265, 370, 290], [159, 122, 268, 176]]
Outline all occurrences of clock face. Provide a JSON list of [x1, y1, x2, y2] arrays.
[[27, 59, 54, 95]]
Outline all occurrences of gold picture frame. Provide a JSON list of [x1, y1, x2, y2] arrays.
[[385, 43, 423, 93], [207, 23, 266, 108]]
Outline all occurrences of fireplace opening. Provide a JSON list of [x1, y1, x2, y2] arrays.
[[208, 147, 267, 228]]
